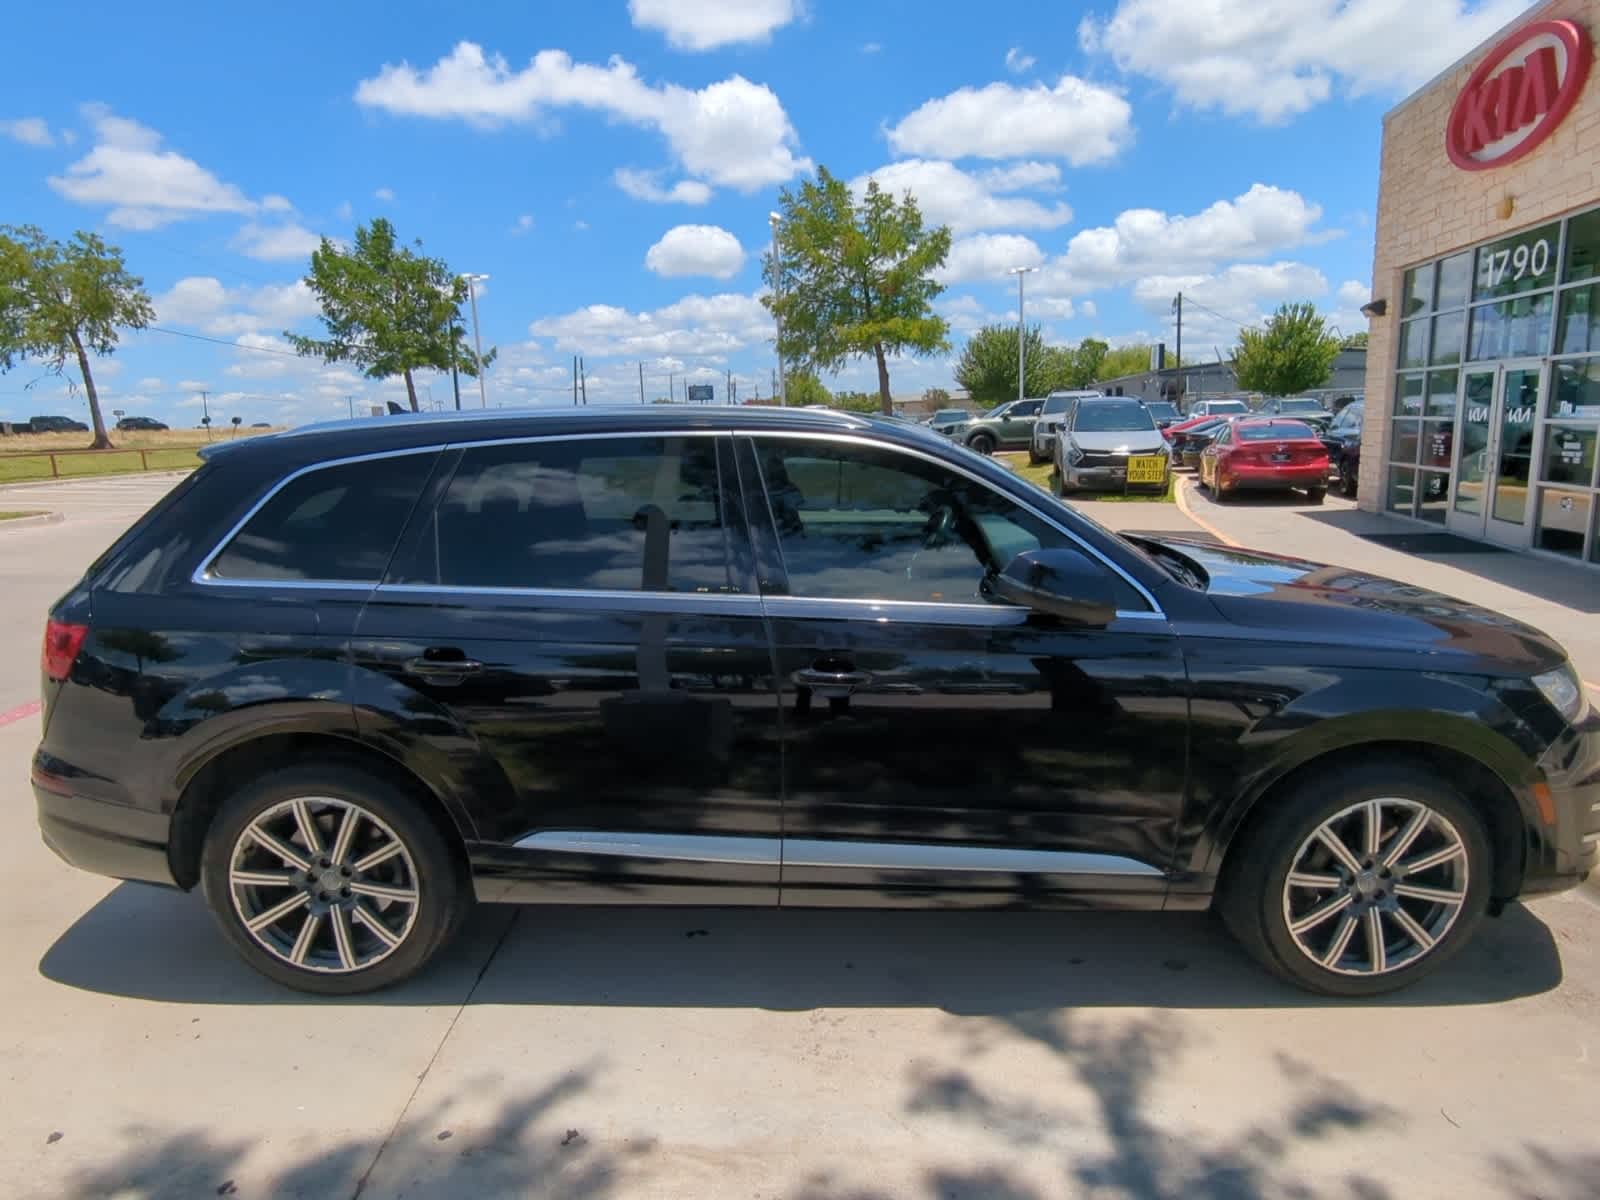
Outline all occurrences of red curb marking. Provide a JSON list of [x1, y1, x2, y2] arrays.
[[0, 700, 42, 727]]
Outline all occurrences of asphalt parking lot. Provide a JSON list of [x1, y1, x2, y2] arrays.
[[2, 475, 1598, 1200]]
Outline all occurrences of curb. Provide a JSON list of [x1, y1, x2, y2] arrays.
[[1172, 475, 1242, 547], [0, 510, 64, 532]]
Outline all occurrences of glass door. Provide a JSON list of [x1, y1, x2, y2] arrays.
[[1449, 362, 1543, 546]]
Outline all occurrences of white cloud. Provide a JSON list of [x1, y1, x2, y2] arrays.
[[862, 42, 882, 54], [645, 224, 747, 279], [937, 234, 1044, 285], [614, 167, 714, 205], [887, 76, 1132, 164], [629, 0, 800, 50], [260, 194, 294, 213], [1, 117, 53, 147], [137, 376, 164, 390], [48, 106, 258, 229], [155, 275, 320, 336], [233, 221, 323, 261], [939, 295, 1001, 335], [512, 213, 535, 234], [1129, 261, 1329, 347], [1035, 183, 1327, 296], [1337, 279, 1370, 307], [852, 159, 1072, 234], [374, 186, 395, 202], [529, 291, 772, 358], [1004, 47, 1036, 73], [574, 219, 590, 231], [354, 43, 812, 191], [336, 200, 354, 221], [1080, 0, 1529, 123]]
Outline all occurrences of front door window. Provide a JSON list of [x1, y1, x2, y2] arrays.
[[1454, 371, 1494, 517], [1490, 368, 1540, 526]]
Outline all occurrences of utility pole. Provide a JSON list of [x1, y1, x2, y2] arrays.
[[1172, 292, 1184, 408], [639, 362, 646, 404], [201, 391, 211, 441], [449, 313, 462, 410], [573, 356, 579, 407], [1008, 266, 1038, 404], [669, 372, 675, 403], [769, 211, 785, 405], [463, 273, 489, 408], [346, 395, 354, 420], [579, 356, 587, 405]]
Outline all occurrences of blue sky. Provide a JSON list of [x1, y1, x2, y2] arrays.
[[0, 0, 1536, 426]]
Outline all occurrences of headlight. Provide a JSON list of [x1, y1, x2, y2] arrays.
[[1064, 438, 1084, 466], [1532, 664, 1588, 724]]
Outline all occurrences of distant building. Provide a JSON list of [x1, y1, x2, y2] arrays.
[[1096, 348, 1368, 412]]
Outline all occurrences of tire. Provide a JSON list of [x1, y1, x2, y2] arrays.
[[1339, 461, 1358, 498], [969, 433, 995, 456], [1217, 760, 1490, 997], [201, 762, 464, 995], [1212, 470, 1229, 502], [1306, 486, 1326, 505], [1027, 447, 1045, 466]]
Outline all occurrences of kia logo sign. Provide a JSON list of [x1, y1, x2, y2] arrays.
[[1447, 20, 1592, 171]]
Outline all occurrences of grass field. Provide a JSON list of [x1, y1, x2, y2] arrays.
[[0, 510, 45, 520], [0, 427, 283, 483], [1002, 454, 1177, 503]]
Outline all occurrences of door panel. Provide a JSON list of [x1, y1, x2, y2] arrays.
[[743, 434, 1185, 908], [1452, 370, 1494, 523], [1488, 365, 1541, 538], [351, 433, 782, 904]]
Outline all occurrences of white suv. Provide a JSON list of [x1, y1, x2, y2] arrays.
[[1029, 390, 1104, 465]]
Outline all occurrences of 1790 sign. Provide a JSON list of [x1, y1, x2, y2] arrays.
[[1446, 20, 1592, 171]]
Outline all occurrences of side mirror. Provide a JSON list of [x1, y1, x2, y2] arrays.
[[988, 548, 1118, 626]]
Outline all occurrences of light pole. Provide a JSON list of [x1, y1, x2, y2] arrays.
[[463, 273, 490, 409], [769, 212, 785, 406], [1008, 266, 1038, 405]]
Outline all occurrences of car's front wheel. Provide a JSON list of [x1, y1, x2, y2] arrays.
[[201, 763, 464, 994], [968, 432, 996, 455], [1339, 458, 1359, 498], [1218, 761, 1489, 996]]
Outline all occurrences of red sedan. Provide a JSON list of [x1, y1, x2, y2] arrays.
[[1198, 418, 1329, 504]]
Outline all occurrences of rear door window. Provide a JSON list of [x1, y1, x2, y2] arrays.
[[207, 453, 436, 582], [396, 435, 741, 594]]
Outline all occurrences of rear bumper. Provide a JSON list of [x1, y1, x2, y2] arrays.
[[1222, 465, 1326, 489], [34, 772, 179, 889]]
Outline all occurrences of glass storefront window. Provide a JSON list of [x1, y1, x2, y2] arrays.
[[1394, 373, 1425, 415], [1542, 425, 1598, 487], [1390, 421, 1420, 464], [1536, 489, 1591, 558], [1430, 310, 1464, 364], [1436, 252, 1472, 310], [1563, 209, 1600, 285], [1402, 265, 1433, 317], [1551, 359, 1600, 419], [1397, 319, 1429, 368], [1388, 467, 1417, 515], [1425, 370, 1458, 417], [1556, 284, 1599, 355], [1468, 294, 1553, 361], [1417, 472, 1450, 524], [1420, 421, 1453, 468], [1474, 223, 1560, 300]]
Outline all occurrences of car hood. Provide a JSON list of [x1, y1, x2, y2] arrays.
[[1144, 537, 1566, 675], [1068, 430, 1166, 453]]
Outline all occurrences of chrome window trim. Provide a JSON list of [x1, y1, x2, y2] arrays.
[[760, 594, 1162, 625], [781, 839, 1164, 877], [374, 583, 764, 616], [191, 444, 449, 588], [516, 831, 780, 865], [740, 429, 1166, 618]]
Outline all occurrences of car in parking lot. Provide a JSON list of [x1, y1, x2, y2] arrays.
[[942, 397, 1042, 454], [33, 405, 1598, 997], [1184, 399, 1251, 420], [115, 416, 170, 432], [1029, 390, 1103, 465], [1198, 418, 1330, 503], [28, 415, 90, 433], [1168, 417, 1236, 469], [1258, 396, 1333, 431], [926, 408, 972, 434], [1051, 396, 1170, 494], [1142, 400, 1181, 430], [1319, 400, 1365, 497]]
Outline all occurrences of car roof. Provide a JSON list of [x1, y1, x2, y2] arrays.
[[196, 404, 940, 468]]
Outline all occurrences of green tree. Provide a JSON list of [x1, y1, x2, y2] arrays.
[[288, 218, 492, 412], [0, 225, 154, 448], [954, 324, 1049, 405], [784, 371, 831, 407], [1093, 344, 1178, 383], [765, 166, 952, 415], [829, 390, 882, 414], [921, 386, 951, 407], [1072, 337, 1109, 387], [1233, 303, 1342, 395], [1342, 330, 1369, 349]]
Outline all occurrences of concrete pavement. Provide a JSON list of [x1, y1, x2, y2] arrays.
[[2, 475, 1598, 1199]]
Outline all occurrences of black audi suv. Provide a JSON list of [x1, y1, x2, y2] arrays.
[[33, 407, 1598, 996]]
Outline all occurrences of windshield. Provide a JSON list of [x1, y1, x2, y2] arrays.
[[1278, 399, 1325, 414], [983, 402, 1010, 417], [1238, 420, 1318, 441], [1041, 395, 1072, 414], [1072, 402, 1156, 433], [1145, 402, 1178, 420], [931, 409, 969, 423], [1333, 403, 1364, 431], [1205, 400, 1250, 414]]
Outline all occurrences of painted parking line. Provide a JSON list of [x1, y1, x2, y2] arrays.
[[0, 700, 42, 728], [1172, 476, 1242, 547]]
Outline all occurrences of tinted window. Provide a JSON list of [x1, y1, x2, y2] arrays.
[[1237, 421, 1318, 441], [1041, 396, 1072, 415], [401, 436, 738, 594], [1275, 399, 1326, 414], [1145, 402, 1179, 421], [1012, 400, 1043, 417], [1071, 402, 1155, 433], [1332, 402, 1364, 433], [931, 409, 969, 423], [210, 453, 435, 582], [752, 438, 1144, 610], [1204, 400, 1249, 414]]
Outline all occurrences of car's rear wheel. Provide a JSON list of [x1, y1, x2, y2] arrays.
[[1339, 460, 1359, 498], [969, 432, 995, 455], [201, 763, 463, 994], [1306, 485, 1326, 505], [1218, 761, 1489, 996], [1028, 447, 1045, 466]]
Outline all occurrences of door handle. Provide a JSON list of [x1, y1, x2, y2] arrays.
[[793, 667, 872, 696], [404, 653, 484, 682]]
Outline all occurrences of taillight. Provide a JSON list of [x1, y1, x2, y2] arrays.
[[42, 619, 88, 682]]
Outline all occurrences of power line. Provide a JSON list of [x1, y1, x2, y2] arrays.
[[144, 325, 306, 358], [1181, 297, 1260, 332]]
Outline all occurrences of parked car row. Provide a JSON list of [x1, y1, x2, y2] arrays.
[[0, 414, 172, 435], [1197, 419, 1330, 504]]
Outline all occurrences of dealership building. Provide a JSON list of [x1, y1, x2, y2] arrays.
[[1361, 1, 1600, 565]]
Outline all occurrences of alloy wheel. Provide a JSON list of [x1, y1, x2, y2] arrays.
[[1280, 797, 1469, 977], [228, 796, 420, 974]]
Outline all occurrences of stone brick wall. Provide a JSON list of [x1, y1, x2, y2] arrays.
[[1360, 0, 1600, 508]]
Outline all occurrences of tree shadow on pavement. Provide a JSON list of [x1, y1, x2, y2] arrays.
[[41, 884, 1562, 1011]]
